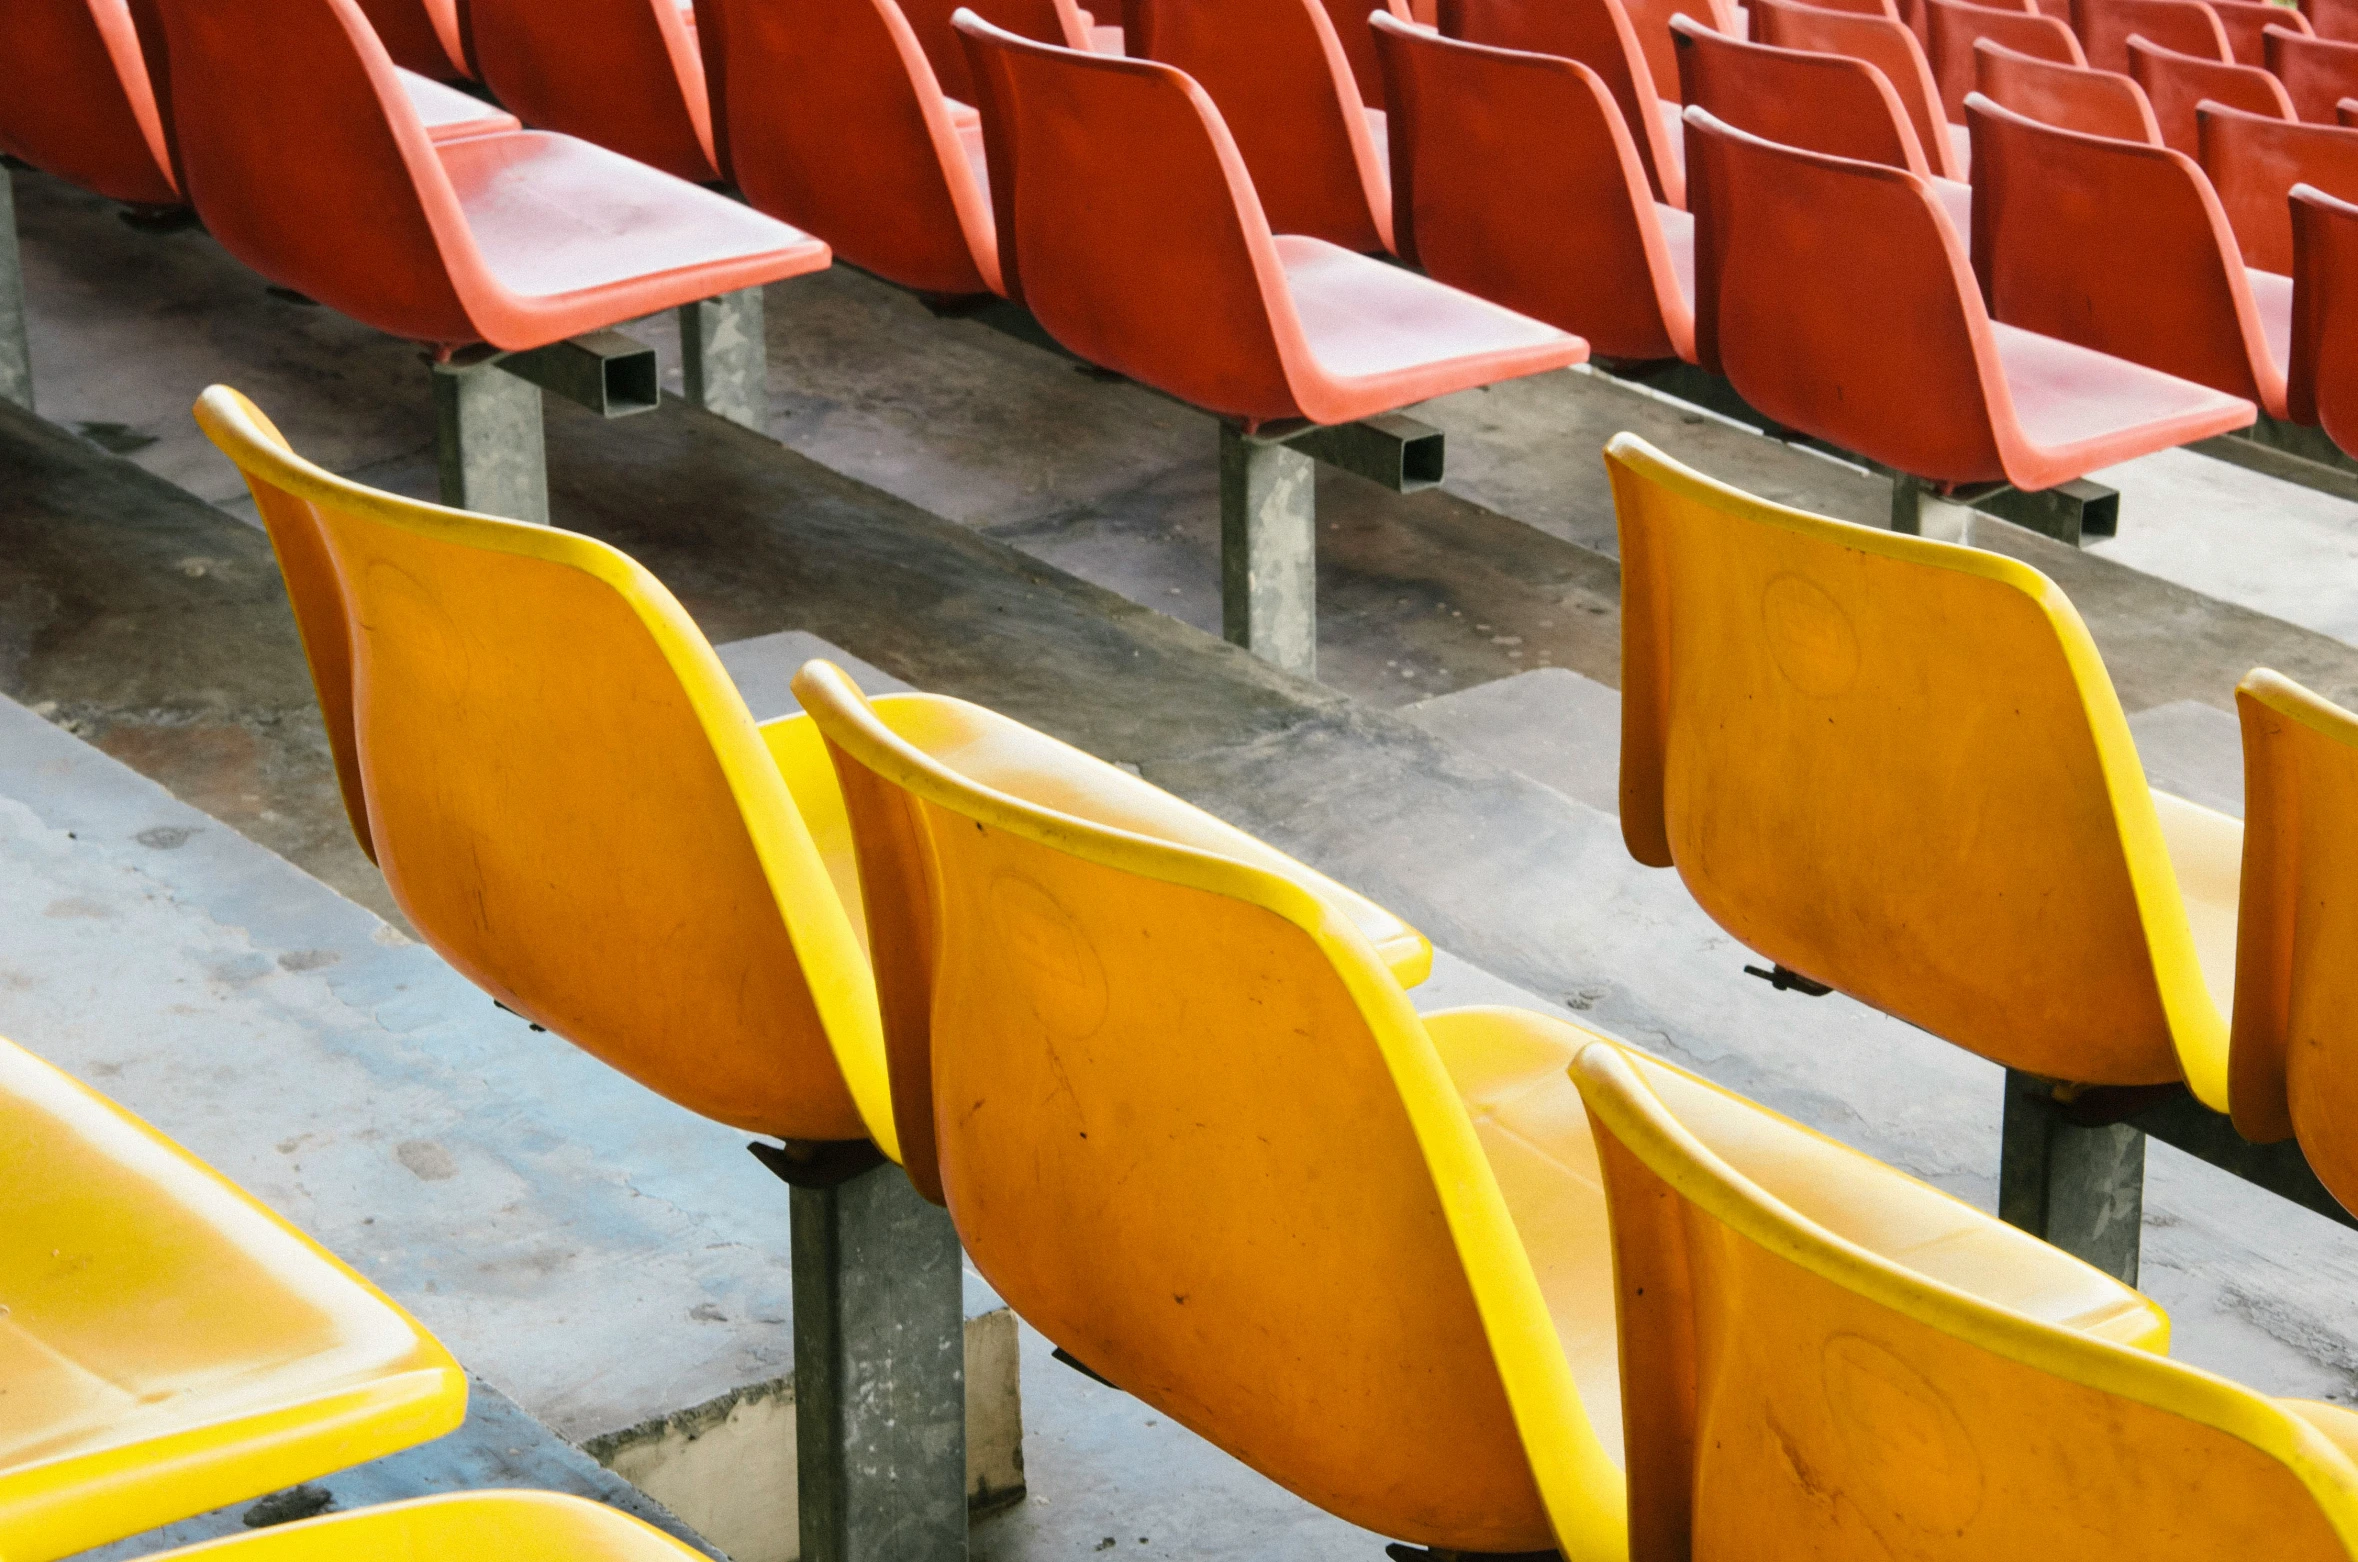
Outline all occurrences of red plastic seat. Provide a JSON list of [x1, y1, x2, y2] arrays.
[[1124, 0, 1394, 251], [952, 13, 1586, 425], [1752, 0, 1965, 175], [1319, 0, 1417, 105], [2074, 0, 2230, 68], [2128, 32, 2293, 153], [2290, 180, 2358, 441], [2210, 0, 2311, 62], [1976, 37, 2165, 138], [1441, 0, 1687, 206], [1674, 17, 1974, 228], [2270, 23, 2358, 119], [2309, 0, 2358, 41], [354, 0, 469, 77], [700, 0, 1000, 296], [2202, 102, 2358, 271], [1928, 0, 2085, 121], [0, 0, 179, 207], [153, 0, 828, 351], [900, 0, 1107, 102], [1968, 90, 2290, 417], [465, 0, 717, 181], [2344, 95, 2358, 119], [1373, 14, 1695, 360], [1686, 104, 2254, 489], [1625, 0, 1745, 99]]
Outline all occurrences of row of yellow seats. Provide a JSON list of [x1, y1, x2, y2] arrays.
[[1611, 430, 2358, 1211], [177, 383, 2358, 1559]]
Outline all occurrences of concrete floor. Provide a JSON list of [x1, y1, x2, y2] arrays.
[[14, 146, 2358, 1562]]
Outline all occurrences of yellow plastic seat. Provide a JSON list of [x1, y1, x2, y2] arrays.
[[1572, 1038, 2358, 1560], [1609, 431, 2240, 1109], [2231, 669, 2358, 1213], [126, 1491, 722, 1562], [0, 1035, 463, 1562], [789, 659, 2167, 1562]]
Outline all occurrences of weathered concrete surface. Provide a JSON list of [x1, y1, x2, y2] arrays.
[[1401, 667, 1624, 814]]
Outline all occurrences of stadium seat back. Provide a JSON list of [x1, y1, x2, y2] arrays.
[[1443, 0, 1687, 204], [791, 663, 1619, 1557], [1676, 18, 1934, 173], [0, 0, 177, 206], [2212, 0, 2312, 62], [1751, 0, 1959, 174], [193, 386, 886, 1146], [1571, 1038, 2358, 1562], [1373, 17, 1693, 359], [2200, 100, 2358, 271], [1974, 35, 2164, 138], [1928, 0, 2084, 119], [902, 0, 1091, 101], [2312, 0, 2358, 43], [2291, 181, 2358, 439], [2130, 33, 2293, 154], [354, 0, 468, 78], [2272, 23, 2358, 121], [1318, 0, 1414, 105], [2075, 0, 2231, 68], [466, 0, 714, 180], [1625, 0, 1745, 98], [1607, 428, 2224, 1087], [1969, 92, 2281, 407]]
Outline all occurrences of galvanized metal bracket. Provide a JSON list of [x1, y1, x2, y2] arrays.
[[1961, 478, 2119, 546], [1, 167, 32, 413], [2194, 417, 2358, 505], [1219, 423, 1319, 678], [1271, 413, 1445, 494], [2117, 1085, 2358, 1234], [679, 286, 769, 432], [430, 352, 548, 525], [501, 330, 662, 419], [1998, 1069, 2146, 1285]]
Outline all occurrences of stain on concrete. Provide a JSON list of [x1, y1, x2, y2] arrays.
[[395, 1140, 459, 1182]]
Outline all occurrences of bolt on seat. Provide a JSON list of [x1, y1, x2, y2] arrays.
[[1752, 0, 1970, 175], [125, 1493, 740, 1562], [465, 0, 720, 182], [2075, 0, 2231, 68], [2271, 22, 2358, 119], [1929, 0, 2085, 124], [1123, 0, 1396, 252], [2199, 100, 2358, 271], [2130, 33, 2293, 154], [1976, 35, 2166, 137], [1570, 1034, 2358, 1561], [1969, 91, 2292, 418], [0, 1034, 464, 1562], [791, 656, 2179, 1562], [1372, 15, 1695, 362], [2291, 179, 2358, 445], [1441, 0, 1688, 207]]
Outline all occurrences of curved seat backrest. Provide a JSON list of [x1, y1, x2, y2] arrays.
[[1624, 0, 1744, 99], [2271, 24, 2358, 121], [1675, 19, 1934, 175], [1968, 91, 2280, 405], [355, 0, 469, 78], [1571, 1037, 2358, 1562], [1442, 0, 1686, 205], [2212, 0, 2311, 62], [152, 0, 487, 345], [2074, 0, 2230, 68], [1318, 0, 1415, 105], [1608, 418, 2225, 1087], [2291, 183, 2358, 448], [1126, 0, 1392, 251], [1373, 16, 1692, 358], [1929, 0, 2084, 120], [1751, 0, 1958, 174], [2129, 33, 2293, 154], [2232, 672, 2358, 1211], [954, 13, 1319, 421], [1975, 38, 2163, 140], [701, 0, 998, 295], [0, 0, 177, 206], [193, 386, 887, 1148], [465, 0, 714, 182], [901, 0, 1092, 101], [2314, 0, 2358, 42], [2202, 102, 2358, 270], [790, 662, 1619, 1559]]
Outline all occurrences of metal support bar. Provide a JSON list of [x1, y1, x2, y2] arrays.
[[1, 167, 32, 413], [1219, 422, 1319, 678], [2123, 1087, 2358, 1234], [680, 286, 769, 432], [1998, 1069, 2146, 1284], [431, 354, 548, 525], [1966, 478, 2118, 546], [500, 329, 660, 419], [2193, 419, 2358, 503], [1285, 413, 1444, 493], [791, 1159, 969, 1562]]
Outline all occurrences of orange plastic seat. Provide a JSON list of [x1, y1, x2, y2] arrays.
[[1442, 0, 1687, 206], [897, 0, 1107, 102], [128, 1494, 733, 1562], [1373, 16, 1694, 361], [1571, 1035, 2358, 1562], [2272, 22, 2358, 119], [465, 0, 717, 181], [2076, 0, 2230, 68], [2232, 670, 2358, 1217], [152, 0, 827, 353], [1928, 0, 2085, 121], [2313, 0, 2358, 42], [2212, 0, 2313, 61], [1686, 105, 2253, 496], [1612, 430, 2247, 1101], [792, 656, 2177, 1562], [1318, 0, 1418, 105], [1125, 0, 1394, 251], [1751, 0, 1966, 176], [354, 0, 469, 77], [2200, 100, 2358, 270], [0, 1034, 465, 1562], [1675, 19, 1974, 230], [2290, 179, 2358, 442], [1970, 90, 2291, 417], [0, 0, 178, 207], [701, 0, 1001, 297], [1976, 36, 2164, 138], [2129, 32, 2294, 153], [1623, 0, 1744, 99], [954, 14, 1585, 425]]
